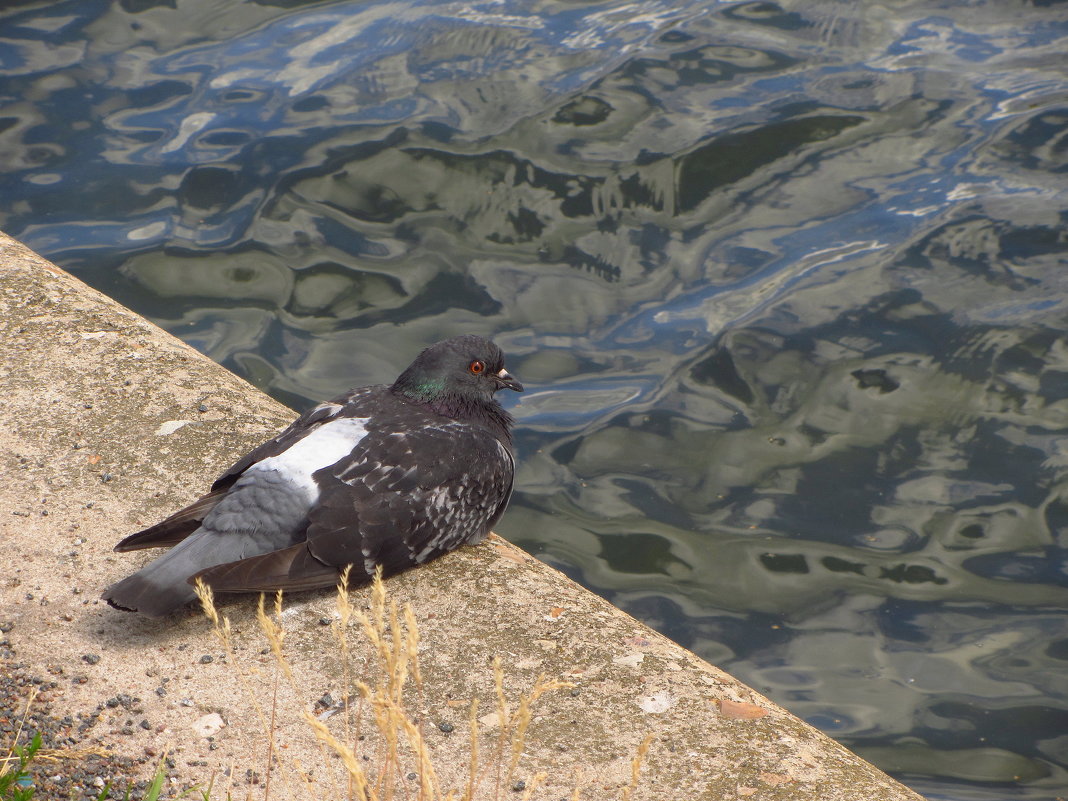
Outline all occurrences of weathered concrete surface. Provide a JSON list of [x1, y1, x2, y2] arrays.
[[0, 231, 925, 800]]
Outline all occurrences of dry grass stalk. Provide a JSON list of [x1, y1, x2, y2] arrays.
[[307, 572, 577, 800], [1, 686, 112, 778], [462, 698, 479, 801], [505, 673, 574, 788], [0, 686, 39, 779], [1, 565, 658, 800], [258, 586, 344, 799], [303, 713, 372, 800], [521, 772, 547, 800], [256, 590, 294, 684], [1, 745, 111, 769], [196, 578, 302, 801], [491, 656, 507, 797], [621, 735, 654, 801], [332, 564, 367, 795], [192, 571, 645, 801]]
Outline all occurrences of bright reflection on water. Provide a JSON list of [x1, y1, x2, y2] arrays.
[[3, 0, 1068, 797]]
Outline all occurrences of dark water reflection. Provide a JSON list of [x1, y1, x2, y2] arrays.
[[3, 0, 1068, 797]]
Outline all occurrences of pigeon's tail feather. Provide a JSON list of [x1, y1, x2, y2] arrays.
[[103, 570, 200, 617], [102, 530, 267, 616], [113, 489, 228, 552]]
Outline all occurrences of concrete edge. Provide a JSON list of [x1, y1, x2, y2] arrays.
[[0, 230, 925, 800]]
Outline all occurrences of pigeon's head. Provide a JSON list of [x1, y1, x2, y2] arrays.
[[393, 335, 523, 408]]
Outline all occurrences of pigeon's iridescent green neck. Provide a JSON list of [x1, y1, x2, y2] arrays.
[[397, 377, 446, 401]]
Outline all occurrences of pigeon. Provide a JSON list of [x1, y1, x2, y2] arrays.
[[102, 334, 523, 617]]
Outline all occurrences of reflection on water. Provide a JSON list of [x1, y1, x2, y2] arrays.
[[3, 0, 1068, 797]]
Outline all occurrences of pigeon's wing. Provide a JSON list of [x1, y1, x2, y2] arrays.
[[112, 488, 229, 552], [189, 542, 341, 593], [192, 422, 514, 593], [113, 389, 376, 553], [210, 389, 374, 490]]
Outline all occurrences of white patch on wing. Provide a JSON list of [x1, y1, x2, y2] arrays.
[[312, 402, 344, 418], [251, 416, 369, 504]]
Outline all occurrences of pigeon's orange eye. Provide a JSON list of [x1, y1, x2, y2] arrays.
[[469, 360, 486, 375]]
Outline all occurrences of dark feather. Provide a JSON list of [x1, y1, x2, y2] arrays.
[[192, 544, 340, 593], [113, 488, 228, 552]]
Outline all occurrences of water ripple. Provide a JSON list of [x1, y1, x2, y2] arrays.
[[2, 1, 1068, 797]]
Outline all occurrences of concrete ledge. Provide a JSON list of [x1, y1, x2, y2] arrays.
[[0, 230, 924, 800]]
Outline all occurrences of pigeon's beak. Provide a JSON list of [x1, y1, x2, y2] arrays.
[[495, 367, 523, 392]]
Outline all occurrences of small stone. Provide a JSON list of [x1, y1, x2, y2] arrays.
[[0, 622, 13, 633], [100, 472, 113, 483], [407, 772, 417, 780], [319, 617, 332, 626], [155, 686, 167, 697], [512, 780, 526, 792], [82, 654, 101, 665], [140, 719, 151, 730], [637, 691, 675, 714], [197, 403, 209, 412], [192, 712, 226, 738], [180, 698, 193, 707], [570, 687, 581, 697], [437, 721, 454, 733], [199, 655, 214, 664]]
